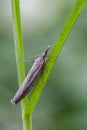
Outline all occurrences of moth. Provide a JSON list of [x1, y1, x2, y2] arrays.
[[11, 45, 50, 105]]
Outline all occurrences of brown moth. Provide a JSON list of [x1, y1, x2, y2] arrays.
[[11, 45, 50, 105]]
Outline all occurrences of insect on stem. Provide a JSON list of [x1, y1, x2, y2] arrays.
[[11, 45, 50, 105]]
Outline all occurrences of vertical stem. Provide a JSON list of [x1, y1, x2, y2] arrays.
[[23, 114, 32, 130], [11, 0, 32, 130], [11, 0, 25, 84]]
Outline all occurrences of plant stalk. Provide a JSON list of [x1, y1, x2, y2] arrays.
[[11, 0, 32, 130]]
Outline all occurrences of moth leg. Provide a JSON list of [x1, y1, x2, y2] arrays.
[[24, 59, 35, 63]]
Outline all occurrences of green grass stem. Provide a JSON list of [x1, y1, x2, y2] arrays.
[[25, 0, 87, 115], [11, 0, 87, 129]]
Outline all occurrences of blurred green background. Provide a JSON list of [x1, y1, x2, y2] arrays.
[[0, 0, 87, 130]]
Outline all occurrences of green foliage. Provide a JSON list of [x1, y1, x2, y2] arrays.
[[11, 0, 87, 130]]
